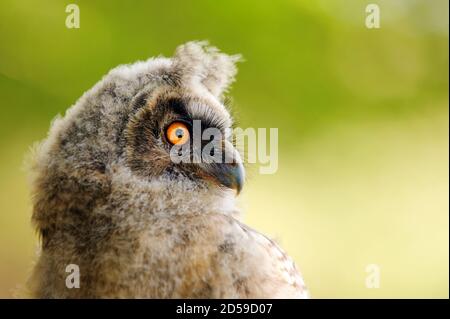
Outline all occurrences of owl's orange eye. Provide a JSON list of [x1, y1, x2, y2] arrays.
[[166, 122, 190, 145]]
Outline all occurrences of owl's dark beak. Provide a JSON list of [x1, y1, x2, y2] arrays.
[[207, 161, 245, 194], [200, 141, 245, 194]]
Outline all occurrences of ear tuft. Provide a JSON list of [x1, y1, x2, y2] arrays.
[[173, 41, 242, 98]]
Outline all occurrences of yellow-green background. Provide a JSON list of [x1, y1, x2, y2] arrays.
[[0, 0, 448, 298]]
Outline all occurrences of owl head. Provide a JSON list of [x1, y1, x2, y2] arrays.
[[29, 42, 244, 238]]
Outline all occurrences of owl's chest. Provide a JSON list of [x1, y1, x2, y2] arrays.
[[89, 216, 225, 297]]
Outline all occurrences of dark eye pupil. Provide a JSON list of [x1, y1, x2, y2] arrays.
[[175, 128, 184, 138]]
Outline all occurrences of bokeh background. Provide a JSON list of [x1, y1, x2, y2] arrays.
[[0, 0, 448, 298]]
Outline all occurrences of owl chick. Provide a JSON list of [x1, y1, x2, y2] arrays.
[[27, 42, 309, 298]]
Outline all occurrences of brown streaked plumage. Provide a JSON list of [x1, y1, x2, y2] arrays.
[[26, 41, 309, 298]]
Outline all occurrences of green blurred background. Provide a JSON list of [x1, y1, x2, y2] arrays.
[[0, 0, 448, 298]]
